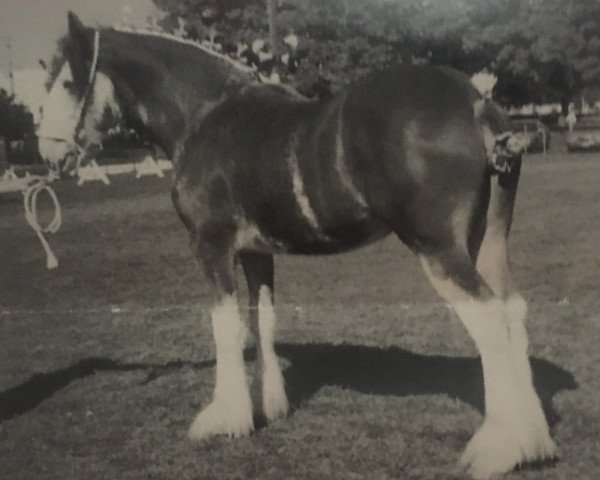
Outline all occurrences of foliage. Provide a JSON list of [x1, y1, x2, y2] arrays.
[[0, 88, 40, 164], [152, 0, 600, 107], [461, 0, 600, 108], [0, 88, 35, 143]]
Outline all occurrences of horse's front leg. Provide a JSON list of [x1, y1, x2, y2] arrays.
[[187, 238, 254, 440], [240, 251, 288, 423]]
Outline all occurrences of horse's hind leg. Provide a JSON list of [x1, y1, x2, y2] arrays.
[[240, 251, 288, 422], [474, 163, 522, 299], [474, 166, 547, 448], [187, 238, 254, 440], [419, 249, 555, 479], [474, 164, 556, 460]]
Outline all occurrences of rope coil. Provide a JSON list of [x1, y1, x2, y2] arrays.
[[22, 179, 62, 269]]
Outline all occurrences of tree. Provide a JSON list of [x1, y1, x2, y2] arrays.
[[461, 0, 600, 108], [0, 89, 33, 141], [153, 0, 268, 43], [0, 88, 37, 164], [152, 0, 600, 107]]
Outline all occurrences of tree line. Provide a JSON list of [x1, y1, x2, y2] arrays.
[[0, 88, 38, 165], [153, 0, 600, 111], [4, 1, 598, 163]]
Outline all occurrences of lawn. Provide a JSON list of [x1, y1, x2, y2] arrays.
[[0, 152, 599, 479]]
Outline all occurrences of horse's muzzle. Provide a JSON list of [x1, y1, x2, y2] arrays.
[[58, 152, 80, 178]]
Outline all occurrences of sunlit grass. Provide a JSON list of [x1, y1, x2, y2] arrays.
[[1, 152, 599, 479]]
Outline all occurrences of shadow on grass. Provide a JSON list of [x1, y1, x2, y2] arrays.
[[0, 358, 209, 422], [0, 343, 576, 426], [276, 343, 577, 428]]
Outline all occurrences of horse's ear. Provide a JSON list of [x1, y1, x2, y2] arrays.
[[66, 11, 93, 90], [68, 11, 86, 38]]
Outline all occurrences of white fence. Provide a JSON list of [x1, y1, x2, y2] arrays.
[[1, 156, 173, 270], [76, 156, 172, 185], [1, 156, 172, 192]]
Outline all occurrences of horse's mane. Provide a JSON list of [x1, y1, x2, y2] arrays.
[[114, 27, 310, 101], [113, 26, 257, 76], [45, 25, 310, 101]]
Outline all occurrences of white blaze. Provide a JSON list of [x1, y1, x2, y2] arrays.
[[38, 63, 80, 162], [38, 64, 121, 167]]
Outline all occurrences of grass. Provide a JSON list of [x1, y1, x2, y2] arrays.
[[0, 152, 599, 479]]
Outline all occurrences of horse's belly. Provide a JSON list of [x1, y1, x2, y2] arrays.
[[239, 212, 391, 255]]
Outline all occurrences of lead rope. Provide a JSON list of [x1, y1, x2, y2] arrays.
[[23, 179, 62, 269], [22, 31, 99, 270]]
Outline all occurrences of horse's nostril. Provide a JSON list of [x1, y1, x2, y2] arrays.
[[59, 152, 79, 177]]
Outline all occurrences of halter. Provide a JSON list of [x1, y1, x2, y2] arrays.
[[74, 30, 101, 146], [40, 30, 101, 171]]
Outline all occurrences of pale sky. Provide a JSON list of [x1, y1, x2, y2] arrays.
[[0, 0, 163, 73]]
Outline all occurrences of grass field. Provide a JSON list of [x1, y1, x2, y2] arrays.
[[1, 152, 599, 480]]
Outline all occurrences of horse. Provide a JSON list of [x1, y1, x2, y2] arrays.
[[39, 12, 556, 479]]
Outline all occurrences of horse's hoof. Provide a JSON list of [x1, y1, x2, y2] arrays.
[[459, 418, 557, 479], [188, 400, 254, 440], [262, 367, 289, 422]]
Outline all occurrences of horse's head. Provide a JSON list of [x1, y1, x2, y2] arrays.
[[39, 11, 266, 174], [39, 12, 121, 177]]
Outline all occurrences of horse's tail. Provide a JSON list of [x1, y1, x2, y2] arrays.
[[471, 97, 527, 297], [475, 98, 527, 239]]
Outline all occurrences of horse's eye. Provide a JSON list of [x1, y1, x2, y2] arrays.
[[63, 80, 74, 90]]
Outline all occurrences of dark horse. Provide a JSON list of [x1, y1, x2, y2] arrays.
[[39, 13, 555, 479]]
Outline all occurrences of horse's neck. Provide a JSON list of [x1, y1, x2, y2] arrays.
[[112, 47, 250, 159]]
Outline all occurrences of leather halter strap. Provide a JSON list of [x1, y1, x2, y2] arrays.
[[73, 30, 101, 144]]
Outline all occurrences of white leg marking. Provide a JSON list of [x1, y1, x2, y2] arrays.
[[475, 232, 509, 297], [504, 294, 555, 459], [256, 286, 288, 421], [454, 298, 515, 419], [420, 256, 555, 479], [456, 298, 555, 479], [188, 295, 254, 440], [506, 294, 529, 361]]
